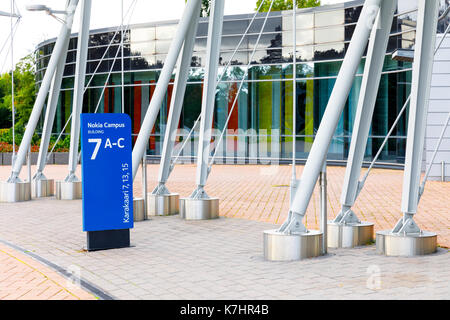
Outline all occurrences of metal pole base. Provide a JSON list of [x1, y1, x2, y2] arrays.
[[0, 181, 31, 202], [263, 229, 323, 261], [327, 221, 374, 248], [376, 230, 437, 256], [147, 193, 179, 216], [133, 198, 145, 222], [179, 197, 219, 220], [32, 179, 55, 198], [55, 180, 82, 200]]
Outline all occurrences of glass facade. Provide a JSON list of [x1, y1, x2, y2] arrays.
[[34, 0, 449, 163]]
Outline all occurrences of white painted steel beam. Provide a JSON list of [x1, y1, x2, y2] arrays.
[[279, 0, 381, 233], [155, 1, 201, 192], [394, 0, 440, 233], [131, 0, 202, 180], [193, 0, 225, 195], [34, 33, 71, 178], [335, 0, 397, 224], [8, 0, 79, 182], [65, 0, 92, 182]]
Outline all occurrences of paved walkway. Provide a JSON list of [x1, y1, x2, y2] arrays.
[[0, 243, 96, 300], [0, 164, 448, 300]]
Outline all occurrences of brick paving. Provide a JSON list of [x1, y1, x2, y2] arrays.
[[0, 163, 449, 300], [0, 243, 96, 300]]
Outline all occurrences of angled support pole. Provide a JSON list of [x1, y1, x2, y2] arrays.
[[147, 0, 201, 216], [0, 0, 79, 203], [56, 0, 92, 200], [131, 0, 202, 180], [264, 0, 382, 261], [180, 0, 224, 220], [328, 0, 397, 248], [376, 0, 439, 256], [32, 29, 72, 198]]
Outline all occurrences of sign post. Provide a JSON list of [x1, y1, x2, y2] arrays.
[[81, 113, 134, 251]]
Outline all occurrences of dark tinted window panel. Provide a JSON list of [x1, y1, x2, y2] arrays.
[[248, 17, 282, 33], [88, 60, 109, 73], [345, 24, 355, 41], [66, 51, 76, 63], [89, 46, 107, 60], [68, 38, 77, 50], [345, 5, 362, 24], [63, 63, 75, 76], [43, 43, 54, 56], [248, 33, 282, 50], [314, 43, 345, 61], [221, 35, 247, 50], [196, 22, 209, 37], [130, 57, 152, 70], [222, 19, 248, 35], [250, 49, 283, 64], [89, 32, 121, 46], [219, 51, 248, 66]]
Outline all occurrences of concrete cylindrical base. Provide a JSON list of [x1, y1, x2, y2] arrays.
[[376, 230, 437, 256], [179, 197, 219, 220], [133, 198, 145, 222], [264, 229, 323, 261], [55, 181, 82, 200], [0, 181, 31, 202], [327, 221, 374, 248], [32, 179, 55, 198], [147, 193, 179, 216]]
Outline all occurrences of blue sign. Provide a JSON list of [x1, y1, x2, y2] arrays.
[[81, 113, 134, 232]]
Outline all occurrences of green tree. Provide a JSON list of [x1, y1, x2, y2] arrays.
[[0, 53, 36, 145], [185, 0, 211, 17], [256, 0, 321, 11], [12, 54, 36, 127]]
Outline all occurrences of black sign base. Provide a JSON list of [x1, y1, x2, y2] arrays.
[[86, 229, 130, 251]]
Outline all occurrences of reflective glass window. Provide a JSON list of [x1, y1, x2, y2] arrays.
[[196, 22, 209, 37], [282, 13, 314, 31], [130, 41, 156, 56], [283, 29, 314, 46], [314, 43, 345, 60], [130, 27, 155, 43], [248, 33, 282, 49], [223, 19, 248, 35], [156, 40, 171, 54], [248, 17, 282, 33], [315, 9, 345, 27], [191, 54, 205, 67], [219, 51, 248, 66], [194, 37, 207, 52], [314, 26, 345, 44], [156, 25, 177, 40]]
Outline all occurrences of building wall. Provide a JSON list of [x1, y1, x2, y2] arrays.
[[35, 1, 438, 164], [426, 33, 450, 181]]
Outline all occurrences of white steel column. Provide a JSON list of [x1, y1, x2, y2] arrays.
[[146, 0, 201, 216], [395, 0, 440, 233], [7, 0, 79, 183], [179, 0, 224, 220], [376, 0, 439, 256], [35, 35, 71, 179], [335, 0, 397, 225], [290, 0, 298, 205], [65, 0, 92, 182], [155, 3, 200, 192], [279, 0, 381, 234], [131, 0, 201, 180], [192, 0, 224, 197]]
